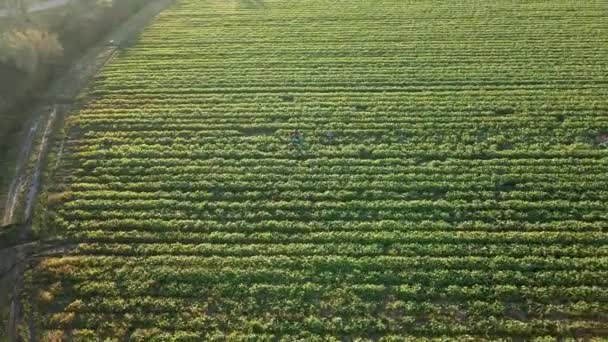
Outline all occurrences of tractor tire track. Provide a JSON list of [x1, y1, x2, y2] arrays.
[[2, 119, 40, 227]]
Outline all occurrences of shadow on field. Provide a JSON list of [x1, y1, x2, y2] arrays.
[[238, 0, 267, 9]]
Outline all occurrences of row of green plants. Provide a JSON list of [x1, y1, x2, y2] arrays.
[[27, 0, 608, 339]]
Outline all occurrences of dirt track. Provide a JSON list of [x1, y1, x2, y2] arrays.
[[2, 119, 39, 226]]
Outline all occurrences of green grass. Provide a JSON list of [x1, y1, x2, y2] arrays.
[[26, 0, 608, 340]]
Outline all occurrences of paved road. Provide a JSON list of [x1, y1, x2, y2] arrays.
[[0, 0, 70, 18]]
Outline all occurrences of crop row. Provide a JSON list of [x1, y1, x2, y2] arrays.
[[29, 0, 608, 339]]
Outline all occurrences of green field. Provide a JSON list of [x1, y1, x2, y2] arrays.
[[26, 0, 608, 340]]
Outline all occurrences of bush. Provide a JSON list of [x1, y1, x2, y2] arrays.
[[0, 28, 63, 74]]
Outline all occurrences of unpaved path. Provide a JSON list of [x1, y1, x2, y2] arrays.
[[1, 106, 58, 228], [6, 248, 24, 342], [2, 119, 40, 226]]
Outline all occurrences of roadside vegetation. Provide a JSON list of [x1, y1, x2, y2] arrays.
[[0, 28, 63, 74]]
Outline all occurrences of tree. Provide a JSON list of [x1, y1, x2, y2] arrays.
[[4, 0, 29, 18], [0, 28, 63, 74]]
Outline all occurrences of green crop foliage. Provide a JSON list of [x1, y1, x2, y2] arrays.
[[24, 0, 608, 340]]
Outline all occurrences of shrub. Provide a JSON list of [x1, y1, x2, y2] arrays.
[[0, 28, 63, 74]]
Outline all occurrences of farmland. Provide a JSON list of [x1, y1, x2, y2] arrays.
[[21, 0, 608, 340]]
